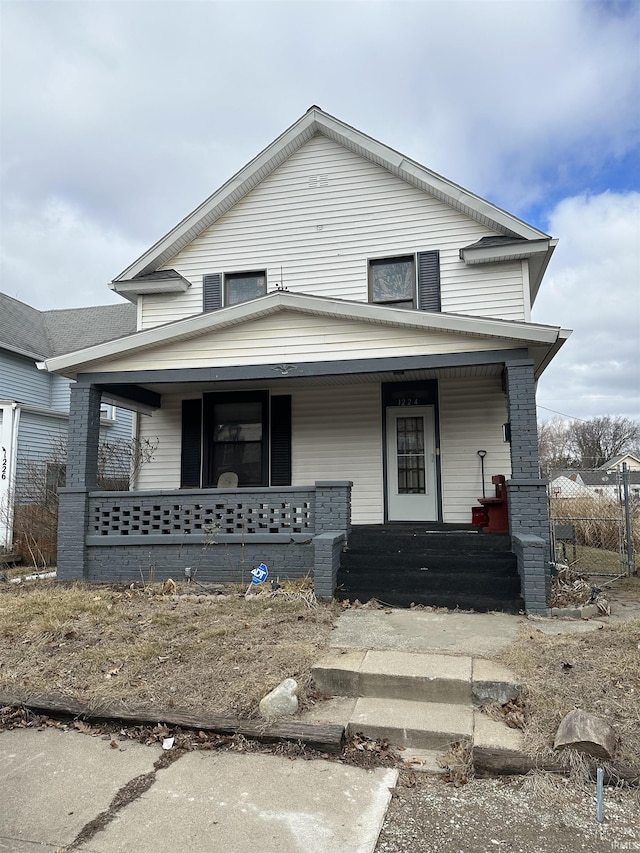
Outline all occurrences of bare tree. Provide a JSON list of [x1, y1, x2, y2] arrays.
[[539, 415, 640, 473], [538, 417, 574, 474], [568, 416, 640, 469]]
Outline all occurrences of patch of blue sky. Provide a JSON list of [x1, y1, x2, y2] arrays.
[[518, 149, 640, 232]]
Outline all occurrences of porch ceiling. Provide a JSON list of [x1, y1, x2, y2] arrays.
[[104, 363, 505, 400]]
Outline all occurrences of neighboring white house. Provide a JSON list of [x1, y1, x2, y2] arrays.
[[0, 293, 136, 550], [39, 107, 571, 614], [598, 454, 640, 472], [550, 460, 640, 501]]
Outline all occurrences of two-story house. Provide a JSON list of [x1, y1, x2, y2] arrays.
[[0, 293, 136, 557], [39, 108, 570, 613]]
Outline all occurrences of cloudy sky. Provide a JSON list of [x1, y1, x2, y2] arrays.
[[1, 0, 639, 422]]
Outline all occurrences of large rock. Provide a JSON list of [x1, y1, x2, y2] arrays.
[[553, 709, 617, 759], [259, 678, 299, 719]]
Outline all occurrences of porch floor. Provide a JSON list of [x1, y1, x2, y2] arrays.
[[337, 525, 524, 614]]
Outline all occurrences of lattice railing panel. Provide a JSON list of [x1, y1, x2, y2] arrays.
[[89, 491, 315, 537]]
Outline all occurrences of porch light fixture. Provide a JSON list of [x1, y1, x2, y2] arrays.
[[477, 449, 487, 498]]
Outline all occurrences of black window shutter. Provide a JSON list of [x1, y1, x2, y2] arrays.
[[417, 251, 441, 311], [181, 399, 202, 488], [203, 273, 222, 312], [270, 395, 292, 486]]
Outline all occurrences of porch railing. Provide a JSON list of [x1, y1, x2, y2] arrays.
[[89, 487, 314, 539], [84, 481, 351, 545]]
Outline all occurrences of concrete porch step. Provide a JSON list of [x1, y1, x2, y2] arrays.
[[312, 650, 520, 706], [307, 649, 523, 756], [312, 650, 472, 704], [348, 697, 473, 749]]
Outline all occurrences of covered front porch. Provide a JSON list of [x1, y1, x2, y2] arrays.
[[56, 348, 551, 613]]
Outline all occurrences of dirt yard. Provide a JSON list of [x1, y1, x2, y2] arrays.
[[0, 579, 339, 717], [2, 575, 639, 852]]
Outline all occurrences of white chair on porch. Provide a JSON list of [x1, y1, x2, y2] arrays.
[[216, 471, 239, 488]]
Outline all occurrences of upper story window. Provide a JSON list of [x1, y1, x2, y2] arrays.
[[369, 256, 415, 309], [368, 251, 441, 313], [225, 271, 267, 306], [204, 270, 266, 312]]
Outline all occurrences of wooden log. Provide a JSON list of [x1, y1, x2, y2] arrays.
[[473, 745, 640, 785], [0, 690, 345, 754]]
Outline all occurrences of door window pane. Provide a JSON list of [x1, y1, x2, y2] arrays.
[[396, 416, 426, 494]]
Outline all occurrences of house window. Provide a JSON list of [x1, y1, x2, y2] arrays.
[[369, 256, 415, 309], [203, 391, 269, 488], [225, 271, 267, 306], [100, 403, 116, 421]]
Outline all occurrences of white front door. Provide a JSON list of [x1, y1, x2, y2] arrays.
[[386, 406, 437, 522]]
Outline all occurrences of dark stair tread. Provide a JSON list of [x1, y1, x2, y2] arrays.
[[335, 589, 524, 614], [337, 576, 522, 596], [340, 553, 517, 573]]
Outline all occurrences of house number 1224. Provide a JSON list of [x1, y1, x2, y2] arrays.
[[398, 398, 419, 406]]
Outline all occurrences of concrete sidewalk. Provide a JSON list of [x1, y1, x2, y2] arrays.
[[0, 728, 396, 853], [330, 607, 606, 656]]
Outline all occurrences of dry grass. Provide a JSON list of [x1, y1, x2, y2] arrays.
[[0, 581, 340, 718], [499, 617, 640, 768]]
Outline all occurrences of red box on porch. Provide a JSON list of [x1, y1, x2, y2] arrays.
[[471, 506, 489, 527]]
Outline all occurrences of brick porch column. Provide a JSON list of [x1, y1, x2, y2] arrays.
[[504, 360, 550, 614], [57, 383, 101, 580]]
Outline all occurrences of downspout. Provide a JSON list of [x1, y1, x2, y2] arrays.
[[0, 403, 21, 550]]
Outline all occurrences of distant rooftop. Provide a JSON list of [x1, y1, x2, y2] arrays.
[[0, 292, 137, 359]]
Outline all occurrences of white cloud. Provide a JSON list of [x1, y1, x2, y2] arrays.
[[0, 197, 144, 309], [533, 191, 640, 421]]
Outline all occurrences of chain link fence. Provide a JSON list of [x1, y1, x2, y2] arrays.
[[548, 464, 638, 578]]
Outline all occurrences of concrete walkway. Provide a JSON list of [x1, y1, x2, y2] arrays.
[[330, 607, 606, 656], [0, 728, 396, 853]]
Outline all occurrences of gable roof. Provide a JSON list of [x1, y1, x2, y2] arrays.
[[597, 453, 640, 470], [39, 290, 570, 379], [111, 107, 553, 293], [0, 292, 137, 360]]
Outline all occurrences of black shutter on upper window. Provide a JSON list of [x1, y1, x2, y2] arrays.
[[417, 251, 441, 312], [203, 273, 222, 312], [270, 395, 292, 486], [180, 399, 202, 488]]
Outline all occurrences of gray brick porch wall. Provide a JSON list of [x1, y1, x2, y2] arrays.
[[57, 384, 102, 581], [58, 421, 353, 597], [504, 361, 550, 615]]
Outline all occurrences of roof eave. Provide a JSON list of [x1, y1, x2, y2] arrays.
[[112, 108, 550, 283], [40, 292, 568, 379]]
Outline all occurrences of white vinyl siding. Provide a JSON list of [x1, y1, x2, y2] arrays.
[[292, 383, 383, 525], [442, 261, 524, 319], [140, 135, 525, 329], [136, 385, 384, 524], [438, 375, 511, 523], [135, 378, 516, 525], [92, 312, 520, 373], [135, 395, 184, 490]]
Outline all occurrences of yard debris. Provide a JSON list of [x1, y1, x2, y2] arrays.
[[548, 563, 609, 612], [342, 732, 402, 769], [554, 708, 617, 760], [161, 578, 177, 595], [482, 698, 526, 731], [437, 740, 472, 786]]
